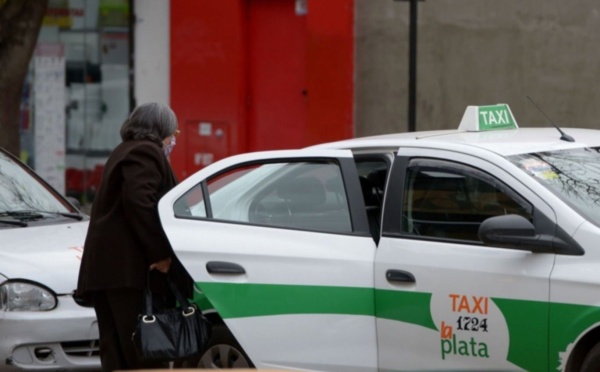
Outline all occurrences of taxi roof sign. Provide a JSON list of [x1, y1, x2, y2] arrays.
[[458, 104, 518, 132]]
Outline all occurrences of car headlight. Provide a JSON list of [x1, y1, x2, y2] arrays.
[[0, 280, 57, 311]]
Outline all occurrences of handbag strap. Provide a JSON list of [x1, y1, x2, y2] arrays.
[[144, 271, 155, 316], [143, 270, 195, 316], [166, 276, 194, 313]]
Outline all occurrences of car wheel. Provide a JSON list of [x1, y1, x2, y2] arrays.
[[182, 323, 253, 369], [581, 342, 600, 372]]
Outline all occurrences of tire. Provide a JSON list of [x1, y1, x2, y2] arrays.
[[581, 342, 600, 372], [181, 323, 254, 369]]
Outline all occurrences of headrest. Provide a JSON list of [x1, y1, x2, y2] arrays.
[[276, 176, 326, 206]]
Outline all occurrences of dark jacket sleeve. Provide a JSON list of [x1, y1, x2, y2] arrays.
[[120, 144, 172, 265]]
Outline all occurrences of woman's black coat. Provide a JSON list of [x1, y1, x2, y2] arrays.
[[77, 140, 194, 300]]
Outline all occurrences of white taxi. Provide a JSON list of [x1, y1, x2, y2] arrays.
[[160, 104, 600, 371], [0, 149, 98, 370]]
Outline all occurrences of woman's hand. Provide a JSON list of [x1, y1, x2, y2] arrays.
[[149, 257, 172, 273]]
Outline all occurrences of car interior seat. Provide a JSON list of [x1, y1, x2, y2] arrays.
[[277, 176, 327, 213], [270, 176, 332, 230]]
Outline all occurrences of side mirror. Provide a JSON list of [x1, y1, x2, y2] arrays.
[[478, 214, 555, 253]]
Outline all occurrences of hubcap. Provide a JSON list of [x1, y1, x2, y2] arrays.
[[197, 343, 250, 369]]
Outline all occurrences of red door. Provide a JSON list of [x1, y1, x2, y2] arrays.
[[247, 0, 308, 151]]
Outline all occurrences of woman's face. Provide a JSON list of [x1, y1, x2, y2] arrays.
[[162, 129, 180, 147], [163, 129, 180, 157]]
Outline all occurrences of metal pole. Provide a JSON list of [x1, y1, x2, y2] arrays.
[[396, 0, 422, 132], [407, 0, 418, 132]]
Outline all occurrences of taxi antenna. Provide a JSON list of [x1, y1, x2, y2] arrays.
[[527, 96, 575, 142]]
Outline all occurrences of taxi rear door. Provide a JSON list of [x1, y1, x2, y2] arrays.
[[375, 147, 556, 371], [159, 149, 378, 372]]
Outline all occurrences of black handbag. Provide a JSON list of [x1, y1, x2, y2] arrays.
[[132, 274, 211, 362]]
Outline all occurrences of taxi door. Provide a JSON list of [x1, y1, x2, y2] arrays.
[[159, 150, 378, 371], [375, 147, 556, 371]]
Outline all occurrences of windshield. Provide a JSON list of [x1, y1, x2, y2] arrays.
[[0, 151, 71, 214], [508, 147, 600, 226]]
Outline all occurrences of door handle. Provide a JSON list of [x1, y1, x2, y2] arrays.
[[206, 261, 246, 275], [386, 269, 415, 283]]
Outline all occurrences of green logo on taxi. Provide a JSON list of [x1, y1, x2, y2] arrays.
[[478, 105, 517, 131], [458, 103, 518, 132]]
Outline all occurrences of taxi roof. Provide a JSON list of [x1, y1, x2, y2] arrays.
[[314, 127, 600, 157], [315, 105, 600, 156]]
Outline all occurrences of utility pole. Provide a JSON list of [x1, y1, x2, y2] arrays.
[[396, 0, 423, 132]]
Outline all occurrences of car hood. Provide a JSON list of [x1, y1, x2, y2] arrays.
[[0, 221, 89, 294]]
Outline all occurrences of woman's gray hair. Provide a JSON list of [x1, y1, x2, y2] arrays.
[[120, 102, 178, 145]]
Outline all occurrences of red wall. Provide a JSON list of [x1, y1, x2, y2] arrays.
[[246, 0, 308, 151], [170, 1, 247, 179], [306, 0, 355, 144], [170, 0, 354, 180]]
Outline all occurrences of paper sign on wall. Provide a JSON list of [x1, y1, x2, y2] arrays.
[[33, 43, 66, 194]]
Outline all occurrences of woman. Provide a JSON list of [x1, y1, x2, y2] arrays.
[[77, 102, 193, 371]]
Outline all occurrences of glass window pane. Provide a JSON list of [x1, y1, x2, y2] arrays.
[[509, 148, 600, 227], [174, 161, 353, 234], [0, 151, 70, 213], [24, 0, 133, 208], [174, 183, 206, 218], [402, 164, 532, 242]]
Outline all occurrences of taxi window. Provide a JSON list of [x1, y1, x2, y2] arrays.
[[173, 161, 353, 234], [402, 160, 532, 242]]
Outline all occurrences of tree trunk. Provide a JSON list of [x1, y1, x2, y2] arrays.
[[0, 0, 48, 157]]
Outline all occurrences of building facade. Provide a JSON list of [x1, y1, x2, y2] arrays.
[[22, 0, 600, 200]]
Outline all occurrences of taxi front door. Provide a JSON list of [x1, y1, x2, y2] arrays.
[[374, 148, 555, 371]]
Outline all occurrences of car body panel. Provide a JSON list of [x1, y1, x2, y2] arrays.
[[0, 296, 98, 371], [0, 222, 88, 294], [314, 127, 600, 157], [161, 123, 600, 371], [160, 149, 379, 371], [0, 148, 99, 370]]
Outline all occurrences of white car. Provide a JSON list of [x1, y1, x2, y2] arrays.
[[160, 104, 600, 371], [0, 149, 99, 370]]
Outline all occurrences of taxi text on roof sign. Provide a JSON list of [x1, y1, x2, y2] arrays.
[[458, 104, 518, 132]]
